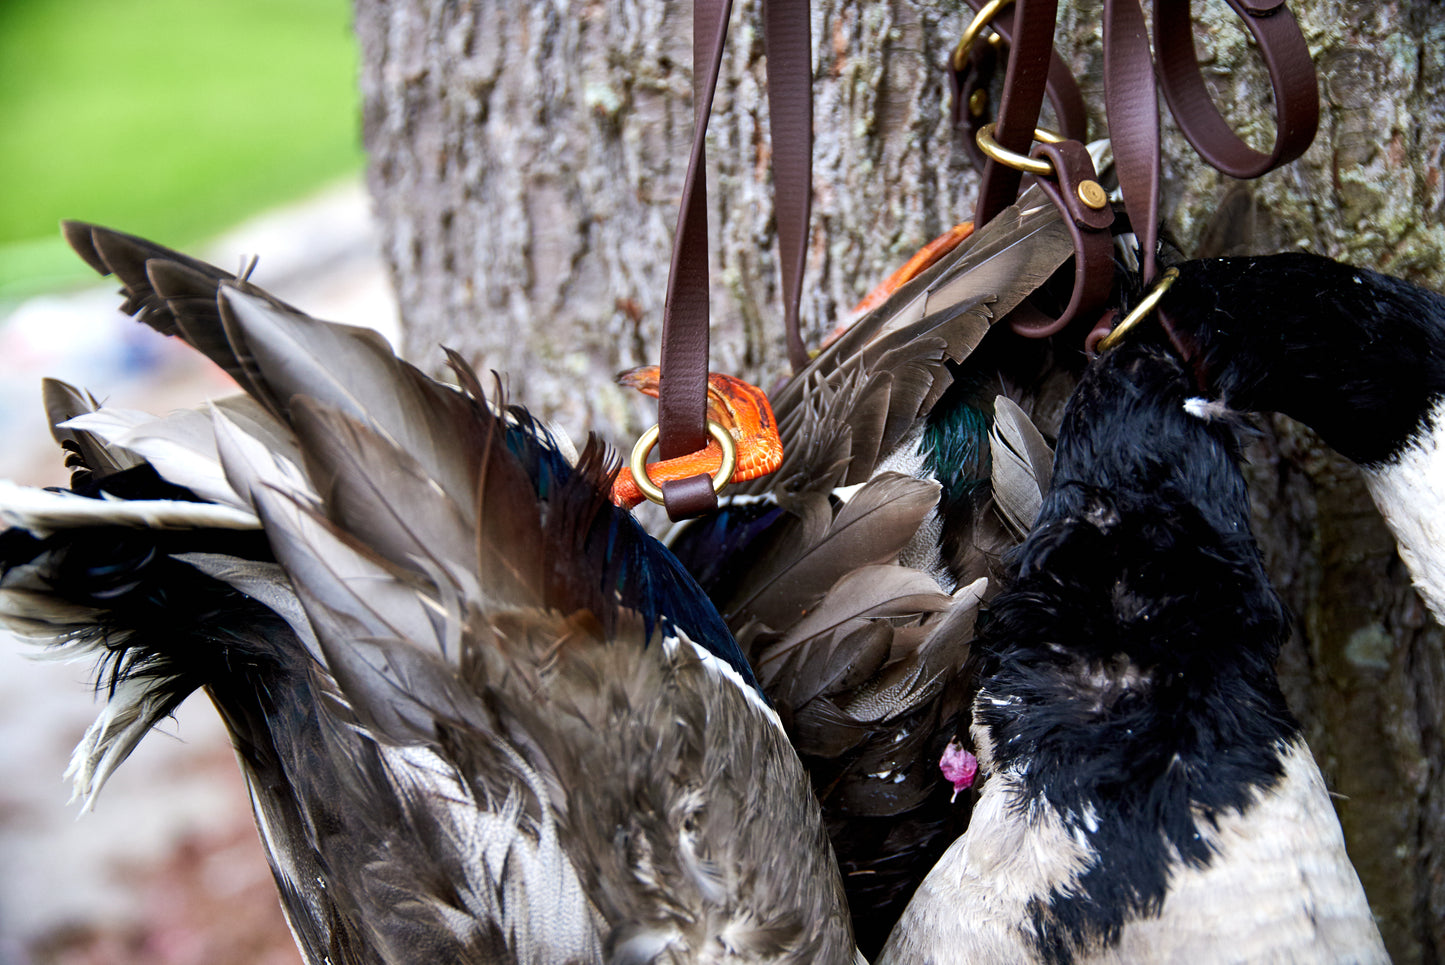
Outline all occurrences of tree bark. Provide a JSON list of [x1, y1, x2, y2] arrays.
[[353, 1, 1445, 959]]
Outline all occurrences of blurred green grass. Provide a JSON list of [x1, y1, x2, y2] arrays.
[[0, 0, 363, 299]]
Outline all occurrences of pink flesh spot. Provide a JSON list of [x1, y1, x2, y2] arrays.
[[940, 739, 978, 803]]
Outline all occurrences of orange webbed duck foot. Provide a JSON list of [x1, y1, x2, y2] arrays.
[[612, 366, 783, 508]]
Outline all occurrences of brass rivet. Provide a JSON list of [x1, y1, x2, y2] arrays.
[[968, 89, 989, 118], [1076, 180, 1108, 210]]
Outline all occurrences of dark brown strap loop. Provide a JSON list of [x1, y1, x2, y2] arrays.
[[1155, 0, 1319, 178], [661, 472, 721, 523], [1006, 140, 1116, 337]]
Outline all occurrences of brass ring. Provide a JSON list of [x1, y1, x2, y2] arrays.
[[1096, 268, 1181, 352], [628, 420, 738, 505], [975, 123, 1064, 176], [952, 0, 1015, 71]]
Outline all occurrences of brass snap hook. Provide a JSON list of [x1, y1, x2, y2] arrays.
[[974, 123, 1065, 177], [1096, 268, 1181, 352], [628, 420, 738, 505]]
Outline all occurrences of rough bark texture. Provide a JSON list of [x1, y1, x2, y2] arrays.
[[354, 1, 1444, 959]]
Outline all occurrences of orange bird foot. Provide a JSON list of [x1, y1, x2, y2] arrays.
[[612, 367, 783, 509]]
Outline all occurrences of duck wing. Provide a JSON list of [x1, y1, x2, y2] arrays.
[[2, 227, 857, 965]]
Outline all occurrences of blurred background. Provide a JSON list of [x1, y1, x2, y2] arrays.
[[0, 2, 395, 961]]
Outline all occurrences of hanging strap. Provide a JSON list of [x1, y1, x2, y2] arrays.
[[1156, 0, 1318, 179], [765, 0, 814, 374], [1103, 0, 1161, 286], [956, 0, 1318, 337], [655, 0, 732, 520], [950, 1, 1088, 171], [655, 0, 813, 520], [972, 0, 1061, 227], [965, 0, 1115, 338]]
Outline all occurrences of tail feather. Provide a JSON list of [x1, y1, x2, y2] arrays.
[[0, 511, 284, 806], [42, 379, 143, 484]]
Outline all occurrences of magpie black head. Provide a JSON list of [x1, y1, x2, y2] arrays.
[[987, 340, 1286, 685], [970, 342, 1297, 956], [1161, 252, 1445, 467]]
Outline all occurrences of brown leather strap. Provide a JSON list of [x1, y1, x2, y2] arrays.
[[658, 0, 732, 519], [974, 0, 1059, 227], [1103, 0, 1161, 285], [1156, 0, 1318, 178], [763, 0, 814, 374], [953, 3, 1088, 170], [1008, 139, 1116, 337], [657, 0, 814, 520], [958, 0, 1317, 343], [965, 0, 1115, 338]]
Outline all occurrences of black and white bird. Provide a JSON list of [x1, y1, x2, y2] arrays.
[[0, 224, 859, 964], [876, 342, 1387, 963], [1160, 252, 1445, 622]]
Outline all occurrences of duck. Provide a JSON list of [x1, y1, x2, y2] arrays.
[[1156, 252, 1445, 623], [625, 189, 1079, 955], [876, 340, 1387, 963], [0, 223, 860, 965]]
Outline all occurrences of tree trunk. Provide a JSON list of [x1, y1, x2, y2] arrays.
[[353, 1, 1444, 959]]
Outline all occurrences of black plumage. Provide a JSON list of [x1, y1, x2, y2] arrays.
[[1164, 252, 1445, 466], [1161, 252, 1445, 622]]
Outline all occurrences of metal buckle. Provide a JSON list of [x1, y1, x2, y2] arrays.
[[627, 420, 738, 505]]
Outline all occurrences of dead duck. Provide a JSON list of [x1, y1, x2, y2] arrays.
[[1158, 252, 1445, 623], [877, 341, 1386, 963], [627, 192, 1078, 955], [0, 224, 858, 965]]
